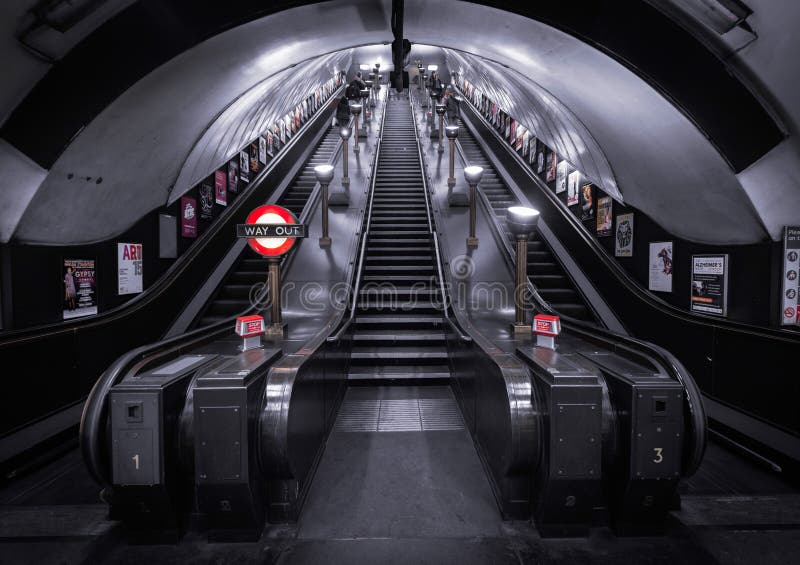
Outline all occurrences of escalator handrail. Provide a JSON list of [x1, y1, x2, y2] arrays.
[[326, 94, 387, 343], [0, 85, 345, 345], [456, 88, 800, 344], [81, 104, 347, 485], [454, 99, 707, 475], [412, 98, 472, 342]]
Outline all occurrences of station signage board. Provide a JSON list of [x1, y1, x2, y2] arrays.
[[781, 226, 800, 326], [237, 204, 307, 257]]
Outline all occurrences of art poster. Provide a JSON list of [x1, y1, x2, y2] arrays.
[[567, 170, 580, 204], [522, 131, 531, 157], [199, 181, 214, 220], [117, 243, 143, 295], [239, 150, 250, 183], [249, 142, 260, 175], [546, 151, 557, 183], [510, 119, 517, 144], [259, 136, 267, 164], [780, 226, 800, 325], [180, 196, 197, 238], [227, 160, 239, 195], [63, 258, 97, 319], [615, 213, 634, 257], [691, 254, 728, 317], [648, 241, 673, 292], [215, 169, 227, 206], [596, 196, 612, 236], [579, 183, 594, 220], [556, 161, 569, 194]]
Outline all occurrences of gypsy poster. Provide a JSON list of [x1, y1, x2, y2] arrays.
[[648, 241, 673, 292], [63, 258, 97, 319]]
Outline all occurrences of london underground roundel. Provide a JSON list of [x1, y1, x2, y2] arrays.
[[244, 205, 299, 257]]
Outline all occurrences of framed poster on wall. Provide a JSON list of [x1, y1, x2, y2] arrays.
[[579, 183, 594, 220], [615, 213, 634, 257], [259, 135, 267, 164], [227, 161, 238, 195], [566, 171, 579, 204], [546, 151, 557, 183], [780, 226, 800, 326], [239, 150, 250, 183], [690, 254, 728, 316], [117, 243, 143, 296], [596, 196, 612, 236], [648, 241, 673, 292], [556, 161, 568, 194], [510, 119, 517, 144], [215, 169, 228, 205], [249, 141, 260, 175], [522, 131, 531, 157], [199, 181, 213, 220], [267, 130, 275, 157], [180, 196, 197, 238], [63, 258, 97, 319]]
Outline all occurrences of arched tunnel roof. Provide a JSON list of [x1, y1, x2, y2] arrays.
[[2, 0, 799, 245]]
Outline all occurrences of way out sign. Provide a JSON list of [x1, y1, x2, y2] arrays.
[[237, 204, 307, 256]]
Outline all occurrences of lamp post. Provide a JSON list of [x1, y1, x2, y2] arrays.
[[315, 164, 335, 247], [350, 103, 362, 154], [436, 105, 446, 152], [445, 126, 458, 189], [329, 127, 350, 206], [506, 206, 541, 333], [464, 165, 484, 248]]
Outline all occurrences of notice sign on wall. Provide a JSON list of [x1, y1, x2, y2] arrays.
[[781, 226, 800, 326], [63, 258, 97, 319], [118, 243, 143, 295], [648, 241, 673, 292], [690, 254, 728, 316]]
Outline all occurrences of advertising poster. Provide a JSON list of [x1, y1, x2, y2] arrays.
[[215, 169, 228, 205], [492, 104, 497, 126], [580, 183, 595, 220], [691, 254, 728, 316], [180, 196, 197, 238], [504, 114, 511, 139], [117, 243, 143, 296], [239, 150, 250, 183], [615, 213, 634, 257], [286, 114, 295, 137], [516, 128, 525, 153], [278, 120, 286, 144], [259, 136, 267, 164], [546, 151, 558, 182], [535, 142, 545, 173], [522, 131, 531, 157], [596, 196, 612, 236], [780, 226, 800, 325], [294, 105, 301, 129], [227, 160, 239, 195], [510, 119, 517, 144], [648, 241, 673, 292], [249, 142, 259, 175], [199, 181, 214, 220], [63, 258, 97, 319], [566, 170, 579, 204], [266, 131, 275, 157], [556, 161, 569, 194]]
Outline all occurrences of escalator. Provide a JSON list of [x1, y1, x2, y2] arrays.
[[452, 119, 594, 322], [350, 102, 448, 381], [196, 125, 342, 327]]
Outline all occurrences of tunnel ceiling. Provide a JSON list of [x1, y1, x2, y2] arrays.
[[3, 0, 798, 245]]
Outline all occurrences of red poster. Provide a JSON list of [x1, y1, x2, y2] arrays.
[[215, 170, 227, 205], [181, 196, 197, 238]]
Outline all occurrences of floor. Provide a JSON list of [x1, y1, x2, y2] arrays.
[[1, 386, 799, 564]]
